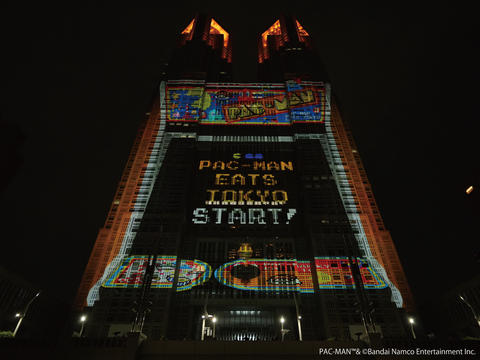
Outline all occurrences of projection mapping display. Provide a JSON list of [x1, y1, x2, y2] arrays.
[[165, 83, 326, 125], [191, 150, 298, 226], [102, 256, 386, 291], [102, 256, 211, 291], [213, 257, 386, 291]]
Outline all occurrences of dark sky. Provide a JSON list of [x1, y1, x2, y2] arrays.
[[1, 1, 479, 311]]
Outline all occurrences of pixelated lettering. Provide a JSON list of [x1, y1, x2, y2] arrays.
[[249, 103, 265, 116], [226, 161, 238, 170], [231, 174, 245, 185], [274, 97, 289, 111], [243, 190, 253, 201], [280, 161, 293, 171], [226, 106, 241, 120], [228, 209, 246, 224], [226, 105, 249, 120], [192, 208, 209, 224], [200, 160, 292, 171], [199, 160, 211, 170], [225, 103, 265, 121], [286, 209, 297, 224], [248, 174, 260, 185], [236, 105, 253, 119], [212, 208, 227, 224], [206, 190, 219, 201], [213, 161, 225, 170], [289, 89, 316, 106], [289, 92, 302, 106], [301, 89, 316, 103], [267, 161, 280, 170], [253, 161, 266, 170], [215, 174, 229, 185], [263, 174, 277, 185], [267, 208, 282, 224], [222, 190, 237, 202], [255, 190, 270, 202], [272, 190, 288, 203], [249, 209, 266, 224]]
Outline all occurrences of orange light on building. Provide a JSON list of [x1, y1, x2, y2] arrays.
[[182, 19, 195, 35], [295, 20, 309, 42], [210, 19, 229, 58], [261, 20, 281, 50], [75, 15, 417, 339], [466, 186, 474, 194]]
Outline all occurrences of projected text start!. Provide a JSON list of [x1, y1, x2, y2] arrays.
[[192, 208, 297, 225]]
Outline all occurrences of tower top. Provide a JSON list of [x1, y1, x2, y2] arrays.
[[180, 15, 231, 62], [258, 14, 314, 64], [176, 13, 232, 63], [257, 14, 327, 83], [163, 13, 233, 82]]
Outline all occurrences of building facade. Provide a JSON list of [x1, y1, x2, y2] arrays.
[[74, 14, 414, 341]]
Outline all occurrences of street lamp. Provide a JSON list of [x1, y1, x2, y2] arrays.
[[293, 291, 303, 341], [297, 315, 303, 341], [213, 317, 216, 339], [201, 314, 215, 340], [409, 318, 416, 339], [459, 294, 480, 327], [80, 316, 86, 337], [13, 291, 40, 337], [281, 317, 285, 341]]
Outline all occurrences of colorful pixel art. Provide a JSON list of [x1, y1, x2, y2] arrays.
[[165, 84, 325, 125], [103, 256, 385, 291], [102, 256, 211, 291], [214, 257, 387, 292], [214, 259, 314, 293], [315, 257, 387, 289]]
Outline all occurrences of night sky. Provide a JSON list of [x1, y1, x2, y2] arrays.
[[1, 1, 479, 311]]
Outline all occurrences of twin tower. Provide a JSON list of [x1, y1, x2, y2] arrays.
[[74, 14, 414, 341], [164, 13, 328, 83]]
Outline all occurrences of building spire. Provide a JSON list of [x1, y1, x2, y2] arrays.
[[257, 14, 328, 83], [164, 13, 232, 82]]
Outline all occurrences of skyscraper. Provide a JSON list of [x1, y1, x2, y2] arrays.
[[74, 14, 414, 341]]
